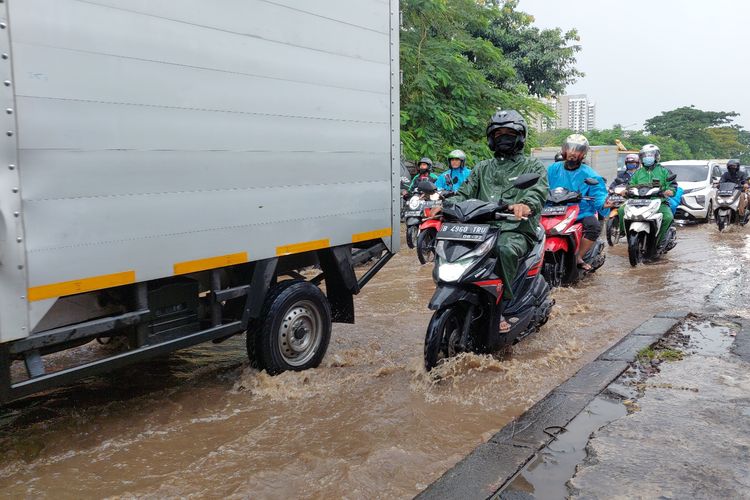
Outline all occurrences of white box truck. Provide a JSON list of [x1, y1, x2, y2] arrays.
[[0, 0, 400, 402]]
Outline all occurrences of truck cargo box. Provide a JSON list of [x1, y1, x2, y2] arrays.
[[0, 0, 399, 402]]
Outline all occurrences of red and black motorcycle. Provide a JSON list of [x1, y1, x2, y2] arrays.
[[404, 181, 442, 249], [423, 173, 553, 371], [540, 184, 605, 287]]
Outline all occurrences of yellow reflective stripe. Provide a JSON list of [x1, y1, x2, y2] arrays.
[[173, 252, 248, 275], [276, 238, 330, 256], [28, 270, 136, 302], [352, 227, 392, 243]]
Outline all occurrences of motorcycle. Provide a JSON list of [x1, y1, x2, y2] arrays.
[[622, 180, 678, 266], [416, 182, 458, 265], [605, 184, 627, 246], [423, 173, 554, 371], [416, 201, 443, 264], [399, 177, 411, 221], [404, 182, 442, 249], [540, 182, 606, 288], [713, 182, 748, 231]]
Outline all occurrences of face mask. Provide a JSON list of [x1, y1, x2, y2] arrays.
[[626, 164, 638, 171], [564, 159, 582, 170], [492, 135, 518, 155], [642, 157, 656, 168]]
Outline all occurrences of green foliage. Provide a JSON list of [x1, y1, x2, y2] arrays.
[[475, 0, 583, 97], [644, 106, 747, 161], [535, 106, 749, 163], [399, 0, 578, 164]]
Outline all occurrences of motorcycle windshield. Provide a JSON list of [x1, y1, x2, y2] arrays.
[[718, 182, 738, 197], [547, 187, 581, 204]]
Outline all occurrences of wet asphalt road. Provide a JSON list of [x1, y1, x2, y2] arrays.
[[0, 223, 748, 498]]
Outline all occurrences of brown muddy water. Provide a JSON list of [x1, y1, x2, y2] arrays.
[[0, 224, 748, 498]]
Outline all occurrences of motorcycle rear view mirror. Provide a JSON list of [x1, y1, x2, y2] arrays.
[[667, 174, 677, 182], [584, 177, 600, 186], [512, 173, 541, 190]]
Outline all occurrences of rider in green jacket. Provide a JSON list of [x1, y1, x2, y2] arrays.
[[619, 144, 677, 245], [449, 110, 548, 313]]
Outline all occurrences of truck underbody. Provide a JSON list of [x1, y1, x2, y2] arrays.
[[0, 240, 392, 403]]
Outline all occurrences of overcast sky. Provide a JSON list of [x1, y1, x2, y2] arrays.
[[519, 0, 750, 130]]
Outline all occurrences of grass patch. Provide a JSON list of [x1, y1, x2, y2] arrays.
[[637, 346, 684, 363]]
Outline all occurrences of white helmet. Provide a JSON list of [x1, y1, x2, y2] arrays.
[[562, 134, 590, 168], [639, 144, 661, 168]]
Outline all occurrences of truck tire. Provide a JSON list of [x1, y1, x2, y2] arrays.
[[249, 280, 331, 374]]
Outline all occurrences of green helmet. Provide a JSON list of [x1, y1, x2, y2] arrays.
[[447, 149, 466, 167]]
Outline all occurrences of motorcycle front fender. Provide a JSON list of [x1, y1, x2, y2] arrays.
[[628, 221, 650, 234], [428, 285, 479, 311], [419, 219, 442, 232], [544, 236, 570, 253]]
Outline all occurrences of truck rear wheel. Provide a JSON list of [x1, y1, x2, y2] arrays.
[[249, 280, 331, 374]]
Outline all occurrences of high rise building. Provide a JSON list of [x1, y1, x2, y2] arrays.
[[555, 94, 596, 132], [529, 97, 557, 132]]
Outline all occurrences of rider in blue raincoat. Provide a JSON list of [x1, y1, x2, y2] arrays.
[[547, 134, 609, 270], [435, 149, 471, 193]]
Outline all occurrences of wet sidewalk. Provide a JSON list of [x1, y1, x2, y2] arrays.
[[568, 318, 750, 498], [420, 316, 750, 499]]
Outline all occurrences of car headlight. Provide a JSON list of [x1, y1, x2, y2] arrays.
[[695, 195, 705, 206], [408, 197, 421, 210], [682, 187, 702, 194]]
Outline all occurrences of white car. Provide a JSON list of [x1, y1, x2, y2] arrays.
[[662, 160, 721, 222]]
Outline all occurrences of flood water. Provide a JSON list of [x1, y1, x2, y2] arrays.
[[1, 224, 749, 498]]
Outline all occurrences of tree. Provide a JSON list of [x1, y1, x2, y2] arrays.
[[644, 105, 740, 158], [399, 0, 579, 163], [476, 0, 583, 97]]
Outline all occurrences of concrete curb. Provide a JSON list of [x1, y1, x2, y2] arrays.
[[416, 311, 690, 500], [730, 318, 750, 364]]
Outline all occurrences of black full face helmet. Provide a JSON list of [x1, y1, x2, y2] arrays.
[[727, 159, 740, 174], [417, 157, 433, 174], [486, 109, 527, 155]]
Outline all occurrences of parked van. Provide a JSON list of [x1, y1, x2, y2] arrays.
[[662, 160, 720, 222]]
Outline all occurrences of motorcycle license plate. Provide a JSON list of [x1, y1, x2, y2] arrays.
[[627, 199, 652, 207], [609, 195, 625, 204], [437, 223, 490, 241], [404, 210, 422, 217], [542, 205, 567, 216], [718, 190, 734, 197]]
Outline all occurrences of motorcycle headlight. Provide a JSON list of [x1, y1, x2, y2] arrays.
[[429, 193, 440, 201], [408, 197, 421, 210], [435, 237, 495, 282], [550, 212, 576, 235], [437, 259, 474, 282]]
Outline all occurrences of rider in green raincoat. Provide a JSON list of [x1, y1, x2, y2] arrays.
[[450, 110, 548, 301], [618, 144, 677, 245]]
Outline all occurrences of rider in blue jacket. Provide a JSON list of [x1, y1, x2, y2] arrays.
[[547, 134, 609, 270], [435, 149, 471, 193]]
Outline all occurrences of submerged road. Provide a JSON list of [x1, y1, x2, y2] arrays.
[[0, 224, 748, 498]]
